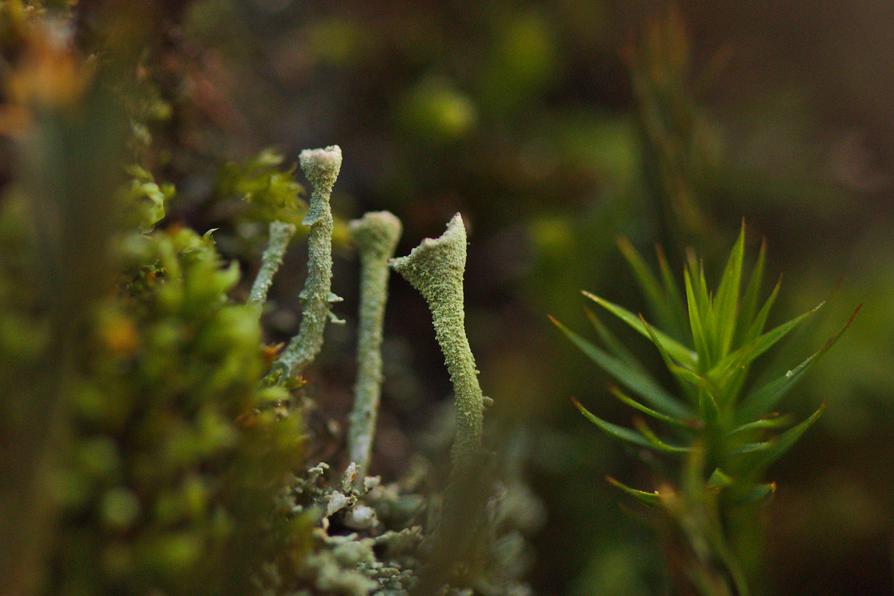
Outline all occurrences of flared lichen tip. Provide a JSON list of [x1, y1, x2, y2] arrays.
[[390, 213, 466, 277], [299, 145, 343, 189]]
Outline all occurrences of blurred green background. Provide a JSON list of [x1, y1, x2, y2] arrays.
[[4, 0, 894, 593]]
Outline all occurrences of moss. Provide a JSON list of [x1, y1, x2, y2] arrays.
[[43, 227, 305, 595]]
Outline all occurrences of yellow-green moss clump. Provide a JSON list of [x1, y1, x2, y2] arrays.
[[45, 226, 304, 595]]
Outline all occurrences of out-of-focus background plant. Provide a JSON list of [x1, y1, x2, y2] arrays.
[[2, 0, 894, 594]]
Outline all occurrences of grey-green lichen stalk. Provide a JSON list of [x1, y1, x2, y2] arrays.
[[390, 213, 485, 469], [275, 145, 343, 378], [347, 211, 402, 479], [248, 220, 296, 308]]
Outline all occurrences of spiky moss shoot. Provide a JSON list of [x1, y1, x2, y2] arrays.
[[553, 224, 858, 596], [275, 145, 343, 379], [347, 211, 402, 479], [390, 213, 485, 470]]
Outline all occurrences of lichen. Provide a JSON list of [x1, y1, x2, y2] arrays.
[[275, 145, 343, 379], [347, 211, 402, 479], [283, 461, 427, 595], [390, 214, 491, 584], [390, 213, 485, 469], [248, 220, 296, 308]]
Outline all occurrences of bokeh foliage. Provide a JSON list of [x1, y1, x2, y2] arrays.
[[0, 9, 304, 594]]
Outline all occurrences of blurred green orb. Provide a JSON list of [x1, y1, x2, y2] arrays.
[[398, 78, 477, 143]]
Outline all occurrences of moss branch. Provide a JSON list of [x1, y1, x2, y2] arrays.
[[275, 145, 343, 379], [248, 220, 296, 308], [347, 211, 402, 479]]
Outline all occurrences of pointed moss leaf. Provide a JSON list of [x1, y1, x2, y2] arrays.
[[584, 308, 641, 369], [713, 223, 746, 357], [737, 305, 860, 422], [696, 260, 710, 314], [684, 269, 711, 366], [550, 316, 690, 417], [656, 245, 688, 338], [738, 239, 766, 343], [737, 404, 826, 471], [685, 247, 706, 307], [728, 414, 793, 437], [737, 353, 818, 423], [609, 386, 696, 429], [710, 302, 824, 380], [617, 236, 676, 333], [606, 476, 661, 506], [639, 314, 704, 396], [632, 418, 691, 453], [742, 276, 782, 344], [582, 291, 697, 367], [571, 399, 654, 449]]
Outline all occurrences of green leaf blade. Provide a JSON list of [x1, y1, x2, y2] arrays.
[[710, 301, 824, 380], [729, 414, 793, 437], [617, 236, 677, 334], [736, 404, 826, 471], [610, 385, 698, 429], [737, 305, 861, 421], [738, 238, 767, 342], [684, 269, 711, 366], [584, 308, 641, 370], [582, 290, 698, 367], [735, 482, 777, 505], [656, 244, 688, 338], [550, 315, 691, 418], [713, 222, 746, 358], [573, 399, 688, 454], [606, 476, 662, 506], [572, 398, 653, 449], [633, 417, 692, 453], [742, 276, 782, 344]]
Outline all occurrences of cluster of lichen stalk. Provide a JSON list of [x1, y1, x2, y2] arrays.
[[252, 145, 488, 539], [273, 146, 345, 379], [347, 210, 402, 479]]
